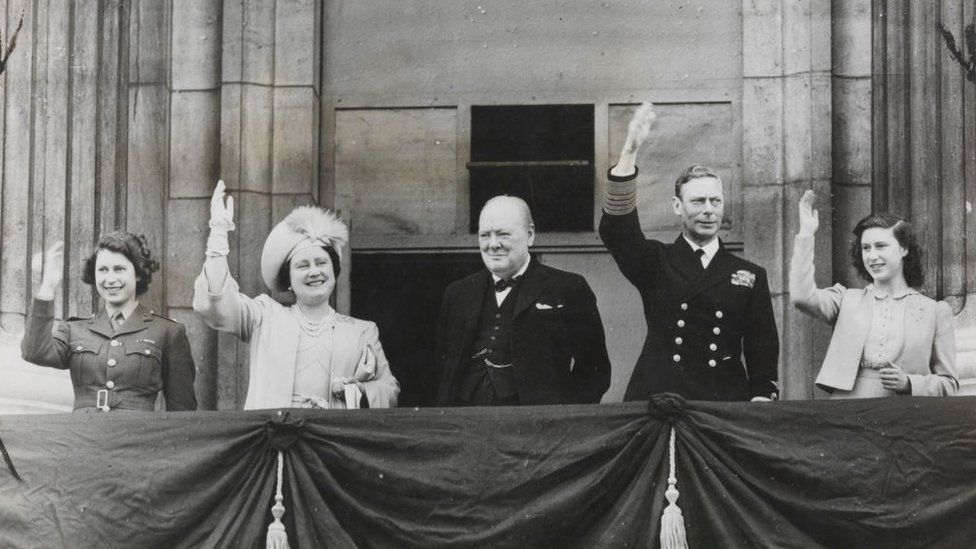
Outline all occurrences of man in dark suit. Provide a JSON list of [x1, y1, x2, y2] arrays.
[[435, 196, 611, 406], [600, 103, 779, 402]]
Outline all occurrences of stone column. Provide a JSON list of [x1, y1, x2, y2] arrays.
[[216, 0, 321, 409], [742, 0, 833, 399], [871, 0, 976, 392], [167, 0, 223, 410], [831, 0, 873, 286]]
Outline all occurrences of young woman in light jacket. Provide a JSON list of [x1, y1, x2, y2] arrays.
[[789, 190, 957, 398]]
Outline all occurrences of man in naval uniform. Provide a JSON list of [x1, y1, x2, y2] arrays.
[[599, 104, 779, 401], [435, 196, 612, 406]]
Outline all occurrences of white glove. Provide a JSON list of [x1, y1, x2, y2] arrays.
[[206, 180, 236, 257]]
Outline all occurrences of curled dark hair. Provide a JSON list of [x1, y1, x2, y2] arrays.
[[674, 165, 722, 198], [81, 232, 160, 295], [275, 245, 341, 291], [850, 214, 924, 288]]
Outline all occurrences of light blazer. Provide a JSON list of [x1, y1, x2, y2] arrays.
[[193, 272, 400, 410], [789, 235, 958, 396], [435, 259, 612, 405]]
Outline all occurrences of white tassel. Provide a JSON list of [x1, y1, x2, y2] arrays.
[[266, 451, 290, 549], [660, 427, 688, 549]]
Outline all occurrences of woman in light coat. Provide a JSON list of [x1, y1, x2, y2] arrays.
[[193, 181, 399, 410], [789, 190, 957, 398]]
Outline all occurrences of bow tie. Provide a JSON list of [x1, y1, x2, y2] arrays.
[[493, 276, 520, 292]]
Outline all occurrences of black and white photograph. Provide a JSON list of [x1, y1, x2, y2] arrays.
[[0, 1, 974, 547]]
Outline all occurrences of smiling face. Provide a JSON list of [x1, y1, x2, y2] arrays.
[[288, 246, 336, 307], [673, 176, 724, 246], [478, 197, 535, 280], [860, 227, 907, 285], [94, 249, 139, 309]]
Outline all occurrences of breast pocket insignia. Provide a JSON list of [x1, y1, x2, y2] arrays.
[[731, 270, 756, 288]]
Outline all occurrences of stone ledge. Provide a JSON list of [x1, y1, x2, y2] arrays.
[[957, 378, 976, 396]]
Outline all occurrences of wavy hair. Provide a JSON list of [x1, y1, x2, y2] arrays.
[[81, 232, 160, 296], [850, 214, 924, 288], [674, 165, 722, 198]]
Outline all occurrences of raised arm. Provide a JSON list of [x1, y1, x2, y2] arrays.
[[604, 102, 656, 215], [599, 103, 665, 284], [203, 180, 234, 293], [789, 190, 844, 323], [21, 242, 71, 368], [192, 180, 263, 340]]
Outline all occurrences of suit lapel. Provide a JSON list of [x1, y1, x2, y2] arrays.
[[461, 271, 489, 344], [668, 235, 704, 289], [513, 259, 548, 318], [88, 308, 114, 338]]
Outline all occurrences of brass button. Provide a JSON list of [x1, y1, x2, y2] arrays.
[[144, 349, 151, 355], [715, 310, 724, 319], [110, 340, 120, 347], [672, 354, 681, 363], [713, 327, 721, 335], [708, 359, 717, 367], [677, 320, 685, 328], [709, 343, 718, 351], [674, 337, 683, 345], [106, 380, 116, 389], [107, 358, 117, 367], [680, 303, 688, 311], [75, 345, 84, 351]]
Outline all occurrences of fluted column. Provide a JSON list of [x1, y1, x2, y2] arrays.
[[742, 0, 833, 399]]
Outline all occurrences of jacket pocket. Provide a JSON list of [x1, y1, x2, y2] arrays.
[[69, 342, 100, 385], [127, 340, 163, 391]]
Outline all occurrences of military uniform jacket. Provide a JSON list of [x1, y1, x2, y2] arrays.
[[600, 210, 779, 401], [435, 260, 612, 405], [21, 298, 198, 411]]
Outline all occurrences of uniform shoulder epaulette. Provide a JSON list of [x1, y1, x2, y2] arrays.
[[66, 313, 96, 321], [147, 310, 178, 323]]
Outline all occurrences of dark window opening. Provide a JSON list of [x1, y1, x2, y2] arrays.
[[468, 104, 594, 232], [351, 253, 484, 408]]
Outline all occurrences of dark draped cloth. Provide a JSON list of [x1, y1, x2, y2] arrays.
[[1, 397, 975, 548]]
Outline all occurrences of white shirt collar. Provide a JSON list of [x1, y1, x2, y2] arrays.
[[865, 284, 918, 300], [682, 235, 720, 261]]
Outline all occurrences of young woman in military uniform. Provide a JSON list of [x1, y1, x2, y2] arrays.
[[21, 233, 198, 412]]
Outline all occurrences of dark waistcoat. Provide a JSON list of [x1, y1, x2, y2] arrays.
[[455, 282, 519, 403]]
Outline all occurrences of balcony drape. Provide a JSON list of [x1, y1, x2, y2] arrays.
[[1, 397, 974, 548]]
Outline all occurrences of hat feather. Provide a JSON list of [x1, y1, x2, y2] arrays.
[[282, 206, 349, 257]]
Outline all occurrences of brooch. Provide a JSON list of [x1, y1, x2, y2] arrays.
[[731, 270, 756, 288]]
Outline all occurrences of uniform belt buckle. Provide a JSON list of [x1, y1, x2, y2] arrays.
[[95, 389, 110, 412]]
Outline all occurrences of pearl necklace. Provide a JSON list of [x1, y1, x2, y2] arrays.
[[295, 305, 334, 338]]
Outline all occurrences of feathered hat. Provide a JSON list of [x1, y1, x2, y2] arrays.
[[260, 206, 349, 292]]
